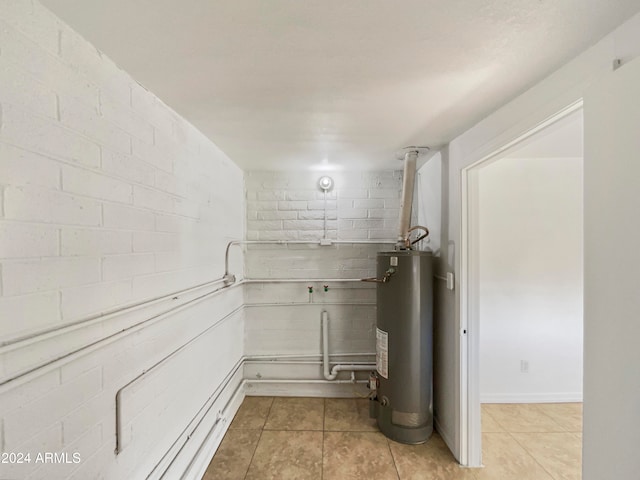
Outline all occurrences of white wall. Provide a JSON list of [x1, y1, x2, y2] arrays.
[[242, 171, 403, 395], [583, 56, 640, 480], [437, 9, 640, 467], [417, 153, 442, 256], [415, 153, 456, 446], [478, 157, 583, 403], [0, 2, 244, 479]]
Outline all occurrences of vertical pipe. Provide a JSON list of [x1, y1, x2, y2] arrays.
[[322, 311, 336, 380], [323, 190, 328, 239], [398, 150, 419, 248]]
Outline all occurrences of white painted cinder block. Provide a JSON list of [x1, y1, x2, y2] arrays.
[[133, 184, 175, 214], [58, 28, 132, 106], [101, 149, 156, 187], [61, 279, 133, 320], [130, 82, 176, 136], [58, 94, 132, 155], [0, 103, 101, 167], [62, 166, 133, 204], [243, 171, 402, 369], [155, 213, 196, 233], [3, 367, 102, 450], [0, 3, 244, 479], [0, 57, 57, 119], [0, 291, 60, 339], [0, 143, 61, 189], [0, 423, 63, 479], [61, 228, 132, 256], [99, 90, 155, 144], [4, 186, 102, 226], [131, 136, 174, 173], [133, 231, 179, 254], [0, 0, 60, 55], [102, 253, 155, 282], [0, 19, 99, 109], [2, 257, 101, 296], [103, 203, 156, 231], [0, 222, 59, 258]]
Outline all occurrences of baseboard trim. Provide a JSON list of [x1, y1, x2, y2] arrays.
[[181, 380, 246, 480], [154, 364, 245, 480], [434, 415, 457, 460], [480, 392, 583, 403]]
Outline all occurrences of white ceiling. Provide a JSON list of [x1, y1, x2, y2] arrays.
[[41, 0, 639, 171]]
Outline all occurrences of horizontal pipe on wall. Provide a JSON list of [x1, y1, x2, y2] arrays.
[[244, 302, 376, 307], [331, 240, 395, 244], [247, 379, 369, 385], [175, 382, 245, 480], [115, 305, 243, 454], [155, 365, 376, 478], [245, 353, 375, 360], [244, 278, 370, 283], [224, 239, 396, 280], [0, 281, 241, 392], [321, 310, 376, 381], [0, 276, 233, 351], [148, 360, 245, 479], [245, 360, 374, 366]]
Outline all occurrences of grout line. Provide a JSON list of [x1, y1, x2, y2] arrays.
[[385, 436, 401, 480], [507, 431, 558, 480], [481, 409, 508, 432], [242, 397, 275, 480], [240, 430, 262, 480], [529, 403, 568, 432], [321, 398, 325, 480]]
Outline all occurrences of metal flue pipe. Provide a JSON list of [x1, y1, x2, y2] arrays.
[[397, 149, 419, 249]]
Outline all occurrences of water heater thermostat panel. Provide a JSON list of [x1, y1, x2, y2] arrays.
[[390, 257, 398, 266]]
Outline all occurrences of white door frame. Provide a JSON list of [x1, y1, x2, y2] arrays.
[[459, 99, 584, 467]]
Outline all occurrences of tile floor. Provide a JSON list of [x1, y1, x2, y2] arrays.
[[202, 397, 582, 480]]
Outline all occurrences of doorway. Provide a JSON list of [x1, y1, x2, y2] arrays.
[[460, 102, 584, 468]]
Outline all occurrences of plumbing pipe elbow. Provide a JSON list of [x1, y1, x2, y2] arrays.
[[322, 311, 338, 380]]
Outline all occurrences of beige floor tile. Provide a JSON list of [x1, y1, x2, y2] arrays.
[[263, 397, 324, 430], [323, 431, 399, 480], [229, 396, 274, 430], [245, 430, 323, 480], [482, 404, 564, 432], [325, 398, 378, 432], [389, 433, 478, 480], [203, 429, 261, 480], [476, 433, 554, 480], [481, 409, 505, 433], [534, 403, 583, 432], [512, 432, 582, 480]]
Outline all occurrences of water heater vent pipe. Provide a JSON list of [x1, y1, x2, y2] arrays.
[[396, 146, 429, 250]]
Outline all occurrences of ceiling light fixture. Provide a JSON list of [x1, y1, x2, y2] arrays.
[[317, 176, 334, 192]]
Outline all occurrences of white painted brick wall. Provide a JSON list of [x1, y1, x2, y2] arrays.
[[0, 2, 244, 478], [4, 186, 103, 226], [0, 291, 60, 339], [0, 143, 61, 189], [62, 165, 134, 204], [1, 103, 102, 167], [245, 170, 402, 243], [243, 171, 402, 375]]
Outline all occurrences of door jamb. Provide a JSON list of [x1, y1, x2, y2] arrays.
[[459, 99, 584, 467]]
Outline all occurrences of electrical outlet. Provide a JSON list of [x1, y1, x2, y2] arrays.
[[520, 360, 529, 373]]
